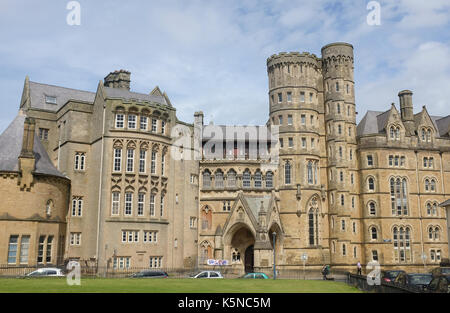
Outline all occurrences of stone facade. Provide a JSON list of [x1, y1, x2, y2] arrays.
[[0, 43, 449, 273]]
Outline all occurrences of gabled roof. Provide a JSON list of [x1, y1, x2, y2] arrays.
[[357, 110, 385, 136], [25, 81, 96, 112], [0, 112, 66, 178], [433, 115, 450, 137]]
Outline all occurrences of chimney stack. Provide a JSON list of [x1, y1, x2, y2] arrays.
[[104, 70, 131, 90], [19, 117, 36, 189], [398, 90, 415, 134]]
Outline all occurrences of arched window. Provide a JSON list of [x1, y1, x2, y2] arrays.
[[284, 161, 291, 185], [425, 179, 430, 191], [266, 171, 273, 188], [215, 170, 224, 188], [369, 202, 376, 215], [243, 170, 251, 188], [254, 170, 262, 188], [427, 129, 432, 142], [201, 207, 212, 230], [430, 179, 436, 192], [203, 170, 211, 188], [232, 249, 241, 263], [46, 200, 53, 216], [227, 170, 236, 188], [390, 126, 395, 139], [370, 227, 378, 240], [368, 177, 375, 191], [308, 208, 319, 246]]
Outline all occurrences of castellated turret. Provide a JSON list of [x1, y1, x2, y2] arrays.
[[104, 69, 131, 90]]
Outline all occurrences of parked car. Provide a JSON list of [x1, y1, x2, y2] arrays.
[[25, 268, 65, 277], [130, 270, 168, 278], [240, 273, 269, 279], [381, 270, 405, 283], [190, 271, 223, 279], [425, 275, 450, 293], [394, 272, 433, 290]]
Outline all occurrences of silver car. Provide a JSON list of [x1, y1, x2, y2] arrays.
[[26, 268, 65, 277], [191, 271, 223, 279]]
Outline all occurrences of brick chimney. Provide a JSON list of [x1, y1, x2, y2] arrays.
[[104, 69, 131, 90]]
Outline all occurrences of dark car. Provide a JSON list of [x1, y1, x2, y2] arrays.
[[394, 272, 433, 290], [130, 270, 168, 278], [381, 270, 406, 283], [425, 275, 450, 293]]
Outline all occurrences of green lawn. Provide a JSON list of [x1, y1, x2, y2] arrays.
[[0, 278, 361, 293]]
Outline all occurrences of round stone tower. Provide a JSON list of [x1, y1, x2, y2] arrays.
[[267, 52, 330, 267], [321, 43, 360, 268]]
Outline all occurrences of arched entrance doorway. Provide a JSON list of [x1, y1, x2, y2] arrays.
[[226, 223, 255, 274], [245, 245, 254, 273]]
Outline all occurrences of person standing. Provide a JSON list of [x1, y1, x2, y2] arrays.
[[357, 261, 362, 275]]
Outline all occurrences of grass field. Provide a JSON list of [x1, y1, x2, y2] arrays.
[[0, 278, 361, 293]]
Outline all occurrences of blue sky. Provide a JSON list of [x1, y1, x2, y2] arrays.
[[0, 0, 449, 133]]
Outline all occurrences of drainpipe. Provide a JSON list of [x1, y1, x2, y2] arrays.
[[95, 104, 106, 273]]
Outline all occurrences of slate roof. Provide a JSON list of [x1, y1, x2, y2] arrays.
[[103, 87, 169, 106], [242, 194, 272, 218], [439, 199, 450, 207], [28, 81, 96, 112], [357, 110, 450, 138], [0, 112, 66, 178]]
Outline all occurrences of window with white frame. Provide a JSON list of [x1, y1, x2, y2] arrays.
[[149, 256, 163, 268], [112, 192, 120, 215], [128, 114, 137, 129], [74, 152, 86, 171], [7, 235, 18, 264], [190, 217, 197, 228], [161, 121, 166, 134], [70, 233, 81, 246], [121, 230, 139, 243], [115, 114, 124, 128], [39, 128, 49, 141], [71, 197, 83, 217], [143, 231, 158, 243], [113, 257, 131, 269], [151, 119, 157, 132], [140, 116, 147, 130], [113, 148, 122, 172], [161, 154, 165, 176], [19, 235, 30, 264], [137, 193, 145, 216], [139, 150, 146, 173], [160, 194, 165, 217], [125, 192, 133, 216], [151, 151, 157, 174], [126, 149, 134, 172], [150, 194, 155, 216]]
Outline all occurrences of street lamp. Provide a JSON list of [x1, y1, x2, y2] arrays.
[[272, 232, 276, 280]]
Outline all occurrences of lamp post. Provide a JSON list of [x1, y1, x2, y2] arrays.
[[272, 232, 276, 280]]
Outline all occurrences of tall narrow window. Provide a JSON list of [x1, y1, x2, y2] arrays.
[[37, 236, 45, 263], [160, 194, 165, 217], [19, 236, 30, 264], [140, 116, 147, 130], [75, 152, 86, 170], [151, 151, 157, 174], [150, 194, 155, 216], [72, 197, 83, 217], [127, 149, 134, 172], [266, 171, 273, 188], [139, 150, 146, 173], [203, 170, 211, 188], [161, 121, 166, 134], [46, 236, 53, 263], [152, 119, 157, 132], [161, 154, 165, 176], [215, 170, 224, 188], [138, 193, 145, 216], [7, 235, 19, 264], [254, 170, 262, 188], [112, 192, 120, 215], [125, 192, 133, 216], [114, 148, 122, 172], [284, 162, 291, 185], [243, 170, 251, 188], [307, 161, 313, 184], [308, 208, 318, 246], [227, 170, 236, 187]]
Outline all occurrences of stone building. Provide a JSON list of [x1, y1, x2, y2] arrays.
[[0, 42, 449, 273]]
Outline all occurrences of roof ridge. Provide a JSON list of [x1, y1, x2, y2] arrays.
[[30, 81, 95, 94]]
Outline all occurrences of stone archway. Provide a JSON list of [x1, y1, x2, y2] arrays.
[[225, 223, 256, 273]]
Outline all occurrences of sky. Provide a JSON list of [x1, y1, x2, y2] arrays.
[[0, 0, 449, 133]]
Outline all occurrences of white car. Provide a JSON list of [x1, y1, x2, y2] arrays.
[[191, 271, 223, 279], [26, 268, 65, 277]]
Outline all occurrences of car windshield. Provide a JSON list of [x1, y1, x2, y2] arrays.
[[409, 275, 432, 285], [388, 271, 403, 278]]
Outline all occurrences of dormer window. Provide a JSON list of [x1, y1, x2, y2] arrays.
[[45, 95, 57, 104]]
